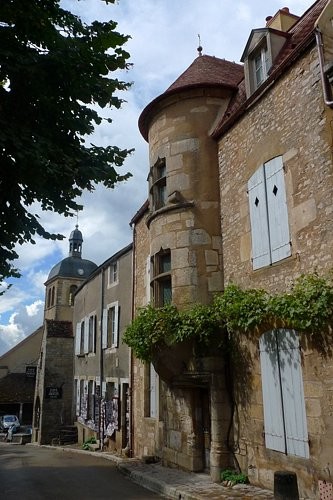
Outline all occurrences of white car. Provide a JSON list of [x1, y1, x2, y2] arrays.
[[1, 415, 20, 432]]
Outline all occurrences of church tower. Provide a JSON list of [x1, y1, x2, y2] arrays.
[[44, 225, 97, 322], [33, 226, 97, 444]]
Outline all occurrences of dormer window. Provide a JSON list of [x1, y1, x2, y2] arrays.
[[254, 45, 269, 87], [241, 27, 289, 98]]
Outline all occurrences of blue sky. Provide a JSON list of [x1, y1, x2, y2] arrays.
[[0, 0, 315, 355]]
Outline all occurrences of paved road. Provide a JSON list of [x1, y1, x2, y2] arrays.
[[0, 443, 163, 499]]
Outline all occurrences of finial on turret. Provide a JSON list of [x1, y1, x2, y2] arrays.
[[197, 34, 203, 56]]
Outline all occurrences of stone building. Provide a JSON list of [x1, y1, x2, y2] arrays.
[[73, 243, 132, 453], [130, 0, 333, 498], [0, 326, 42, 423], [33, 226, 97, 444]]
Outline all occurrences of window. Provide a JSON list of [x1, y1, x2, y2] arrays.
[[51, 286, 55, 306], [87, 380, 95, 420], [88, 315, 96, 353], [259, 329, 309, 459], [102, 302, 119, 348], [150, 157, 167, 211], [254, 45, 269, 87], [68, 285, 77, 306], [151, 249, 172, 307], [248, 156, 291, 270], [80, 321, 85, 354], [47, 288, 51, 308], [108, 261, 118, 286]]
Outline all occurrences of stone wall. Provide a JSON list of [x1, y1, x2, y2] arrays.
[[217, 44, 333, 498]]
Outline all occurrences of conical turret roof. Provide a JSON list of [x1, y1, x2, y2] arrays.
[[139, 54, 243, 141]]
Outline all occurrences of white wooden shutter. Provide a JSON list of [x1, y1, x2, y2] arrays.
[[277, 330, 309, 459], [75, 323, 81, 355], [149, 363, 158, 418], [259, 330, 285, 453], [265, 157, 291, 263], [102, 381, 107, 397], [102, 308, 108, 349], [113, 303, 119, 347], [83, 316, 89, 354], [248, 165, 271, 269]]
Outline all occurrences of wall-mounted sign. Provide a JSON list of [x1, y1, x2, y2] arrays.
[[45, 387, 62, 399], [26, 366, 37, 378]]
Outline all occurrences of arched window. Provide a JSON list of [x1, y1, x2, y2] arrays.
[[47, 288, 51, 308], [69, 285, 77, 306], [51, 286, 55, 306]]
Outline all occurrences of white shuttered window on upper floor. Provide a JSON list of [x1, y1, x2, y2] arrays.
[[248, 156, 291, 270], [259, 329, 309, 459]]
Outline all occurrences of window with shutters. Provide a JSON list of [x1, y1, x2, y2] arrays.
[[259, 329, 309, 459], [151, 249, 172, 307], [108, 261, 118, 287], [102, 302, 119, 349], [248, 156, 291, 270], [88, 314, 96, 353]]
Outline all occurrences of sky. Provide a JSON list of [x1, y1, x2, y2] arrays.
[[0, 0, 315, 355]]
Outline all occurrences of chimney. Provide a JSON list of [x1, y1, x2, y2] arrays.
[[266, 6, 299, 31]]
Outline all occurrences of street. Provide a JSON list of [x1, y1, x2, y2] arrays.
[[0, 443, 163, 499]]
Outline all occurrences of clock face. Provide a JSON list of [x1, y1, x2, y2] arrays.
[[77, 268, 84, 276]]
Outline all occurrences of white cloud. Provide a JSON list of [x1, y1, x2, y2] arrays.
[[2, 0, 316, 353], [26, 300, 44, 317]]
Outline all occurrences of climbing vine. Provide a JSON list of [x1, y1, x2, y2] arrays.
[[123, 272, 333, 362]]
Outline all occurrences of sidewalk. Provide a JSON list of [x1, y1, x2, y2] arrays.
[[38, 444, 274, 499]]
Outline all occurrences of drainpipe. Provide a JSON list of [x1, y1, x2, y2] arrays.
[[99, 268, 105, 451], [315, 28, 333, 108], [129, 225, 136, 458]]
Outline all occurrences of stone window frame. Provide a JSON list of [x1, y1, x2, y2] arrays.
[[150, 157, 167, 212], [151, 248, 172, 307]]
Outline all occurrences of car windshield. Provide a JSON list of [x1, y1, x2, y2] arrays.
[[4, 416, 16, 422]]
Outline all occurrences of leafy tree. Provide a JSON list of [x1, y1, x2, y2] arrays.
[[0, 0, 132, 282]]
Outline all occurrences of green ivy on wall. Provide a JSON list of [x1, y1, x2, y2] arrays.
[[123, 272, 333, 362]]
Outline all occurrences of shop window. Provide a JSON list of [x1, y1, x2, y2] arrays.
[[259, 329, 309, 458], [248, 156, 291, 270]]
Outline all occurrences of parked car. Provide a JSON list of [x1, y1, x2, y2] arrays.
[[0, 415, 20, 433]]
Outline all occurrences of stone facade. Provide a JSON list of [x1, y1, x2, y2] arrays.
[[217, 41, 333, 499], [32, 227, 97, 444], [73, 244, 132, 453], [130, 1, 333, 498]]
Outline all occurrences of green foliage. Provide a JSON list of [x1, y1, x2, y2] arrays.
[[213, 284, 269, 332], [123, 304, 181, 362], [269, 273, 333, 332], [0, 0, 133, 281], [221, 469, 249, 485], [82, 436, 97, 450], [124, 272, 333, 362]]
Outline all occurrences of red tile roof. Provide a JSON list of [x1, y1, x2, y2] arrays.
[[166, 55, 244, 92], [212, 0, 327, 138], [139, 55, 243, 141]]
